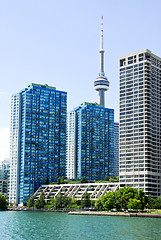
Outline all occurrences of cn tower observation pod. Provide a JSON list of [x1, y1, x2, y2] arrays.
[[94, 76, 109, 91]]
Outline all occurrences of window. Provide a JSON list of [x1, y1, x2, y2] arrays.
[[120, 59, 126, 67]]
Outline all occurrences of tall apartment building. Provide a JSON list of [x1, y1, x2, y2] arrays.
[[9, 83, 67, 205], [119, 49, 161, 197], [114, 123, 119, 177], [67, 102, 114, 181]]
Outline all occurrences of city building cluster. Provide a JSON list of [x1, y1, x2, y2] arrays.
[[1, 18, 161, 205]]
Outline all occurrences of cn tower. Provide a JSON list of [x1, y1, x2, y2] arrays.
[[94, 16, 109, 107]]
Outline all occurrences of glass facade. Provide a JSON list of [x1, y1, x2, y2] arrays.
[[67, 102, 114, 181], [9, 83, 67, 204]]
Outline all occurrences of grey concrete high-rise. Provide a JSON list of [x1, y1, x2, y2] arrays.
[[119, 49, 161, 197], [94, 16, 109, 107]]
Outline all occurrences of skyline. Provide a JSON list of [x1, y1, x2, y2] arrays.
[[1, 0, 161, 163]]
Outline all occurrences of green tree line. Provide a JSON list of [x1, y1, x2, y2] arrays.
[[95, 187, 150, 211], [2, 187, 161, 211], [27, 187, 161, 211], [27, 192, 92, 210]]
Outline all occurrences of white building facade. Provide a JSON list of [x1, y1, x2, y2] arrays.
[[114, 122, 119, 177], [9, 94, 21, 204], [66, 111, 77, 179], [119, 49, 161, 198]]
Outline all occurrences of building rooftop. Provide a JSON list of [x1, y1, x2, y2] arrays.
[[28, 83, 56, 90], [80, 102, 103, 107]]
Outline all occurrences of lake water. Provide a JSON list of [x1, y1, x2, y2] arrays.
[[0, 211, 161, 240]]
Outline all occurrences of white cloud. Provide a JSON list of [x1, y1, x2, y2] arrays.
[[0, 128, 10, 164]]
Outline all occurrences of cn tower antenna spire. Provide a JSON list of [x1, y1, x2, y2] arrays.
[[100, 16, 103, 50], [94, 16, 109, 108], [99, 16, 105, 77]]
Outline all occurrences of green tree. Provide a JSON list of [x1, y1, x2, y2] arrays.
[[69, 198, 81, 209], [51, 194, 71, 209], [115, 198, 121, 211], [95, 197, 103, 211], [60, 176, 65, 184], [119, 193, 129, 210], [108, 176, 119, 182], [153, 196, 161, 209], [116, 187, 138, 210], [0, 194, 8, 210], [101, 191, 116, 210], [34, 192, 46, 209], [146, 195, 153, 209], [127, 198, 141, 211], [80, 177, 88, 183], [27, 195, 35, 208], [104, 176, 110, 181], [57, 177, 61, 184], [40, 192, 45, 206], [115, 176, 119, 182], [81, 193, 91, 208], [137, 189, 146, 211], [34, 199, 42, 209], [119, 187, 138, 200]]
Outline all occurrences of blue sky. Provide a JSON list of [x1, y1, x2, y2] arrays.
[[0, 0, 161, 163]]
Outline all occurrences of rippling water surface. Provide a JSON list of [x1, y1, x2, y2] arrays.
[[0, 211, 161, 240]]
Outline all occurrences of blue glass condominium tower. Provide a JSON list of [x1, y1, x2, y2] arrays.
[[119, 49, 161, 197], [67, 102, 114, 181], [9, 83, 67, 205]]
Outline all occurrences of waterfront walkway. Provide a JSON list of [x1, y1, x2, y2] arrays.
[[7, 208, 161, 218], [68, 211, 161, 218]]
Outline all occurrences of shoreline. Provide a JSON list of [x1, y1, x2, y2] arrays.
[[68, 211, 161, 218], [7, 207, 69, 212], [6, 208, 161, 218]]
